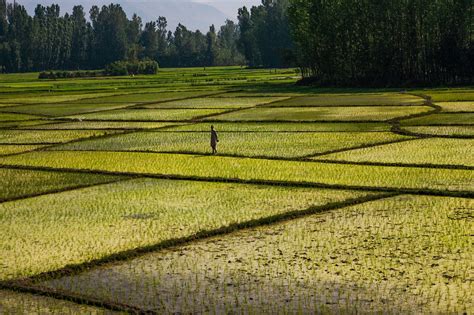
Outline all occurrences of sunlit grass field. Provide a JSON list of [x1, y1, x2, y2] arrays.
[[0, 67, 472, 314]]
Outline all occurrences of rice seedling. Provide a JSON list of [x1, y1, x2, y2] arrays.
[[51, 131, 411, 158], [0, 130, 120, 144], [38, 195, 473, 314], [265, 93, 424, 106], [167, 122, 391, 132], [142, 97, 288, 109], [436, 102, 474, 112], [424, 91, 474, 102], [0, 178, 373, 280], [0, 290, 115, 314], [0, 168, 122, 201], [0, 92, 124, 104], [1, 151, 472, 192], [20, 121, 179, 130], [207, 106, 433, 122], [401, 113, 474, 125], [403, 126, 474, 137], [66, 90, 223, 105], [314, 138, 474, 166], [1, 102, 133, 117], [0, 144, 47, 155], [0, 112, 41, 122], [65, 109, 228, 122]]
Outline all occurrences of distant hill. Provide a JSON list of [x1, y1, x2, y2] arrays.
[[16, 0, 230, 31]]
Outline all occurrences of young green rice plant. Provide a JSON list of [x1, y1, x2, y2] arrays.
[[20, 121, 179, 130], [1, 102, 133, 117], [0, 178, 373, 280], [401, 113, 474, 125], [423, 91, 474, 102], [0, 92, 125, 104], [207, 106, 433, 122], [0, 168, 122, 201], [0, 144, 47, 155], [167, 122, 391, 132], [0, 290, 111, 314], [436, 102, 474, 112], [0, 112, 41, 121], [313, 138, 474, 167], [51, 131, 412, 159], [67, 90, 223, 105], [0, 130, 120, 144], [403, 126, 474, 137], [37, 195, 473, 314], [65, 109, 228, 122], [1, 151, 472, 192], [141, 97, 288, 109], [265, 93, 424, 107]]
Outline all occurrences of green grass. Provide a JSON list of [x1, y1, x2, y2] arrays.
[[20, 121, 179, 130], [37, 195, 473, 314], [401, 113, 474, 125], [51, 131, 411, 158], [142, 96, 288, 109], [0, 290, 112, 314], [267, 93, 424, 106], [208, 106, 433, 122], [314, 138, 474, 166], [0, 112, 41, 121], [168, 122, 391, 132], [65, 109, 228, 122], [0, 178, 372, 280], [403, 126, 474, 136], [0, 168, 121, 201], [0, 144, 47, 155], [437, 102, 474, 112], [0, 130, 119, 144], [1, 151, 472, 192]]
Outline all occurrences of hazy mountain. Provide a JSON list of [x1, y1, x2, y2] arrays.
[[194, 0, 261, 19], [16, 0, 230, 31]]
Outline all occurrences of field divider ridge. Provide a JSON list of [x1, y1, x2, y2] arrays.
[[0, 162, 471, 198], [42, 147, 470, 171], [0, 173, 136, 204], [0, 193, 399, 298]]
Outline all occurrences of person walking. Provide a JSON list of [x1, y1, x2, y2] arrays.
[[210, 125, 219, 154]]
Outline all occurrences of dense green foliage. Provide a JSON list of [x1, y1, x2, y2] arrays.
[[288, 0, 474, 86], [1, 0, 473, 87]]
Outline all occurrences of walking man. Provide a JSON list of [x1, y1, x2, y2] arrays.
[[210, 125, 219, 154]]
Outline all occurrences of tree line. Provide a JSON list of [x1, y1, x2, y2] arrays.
[[288, 0, 474, 86], [0, 0, 291, 72], [1, 0, 472, 86]]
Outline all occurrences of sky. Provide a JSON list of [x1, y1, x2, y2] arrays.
[[193, 0, 262, 18], [17, 0, 263, 31]]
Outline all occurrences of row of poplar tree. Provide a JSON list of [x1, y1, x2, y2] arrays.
[[1, 0, 473, 85], [0, 0, 291, 72], [289, 0, 474, 85]]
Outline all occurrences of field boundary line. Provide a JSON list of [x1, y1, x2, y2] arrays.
[[301, 137, 418, 159], [0, 175, 135, 204], [313, 159, 474, 171], [0, 283, 148, 314], [2, 192, 396, 287], [0, 163, 472, 198], [41, 147, 471, 171]]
